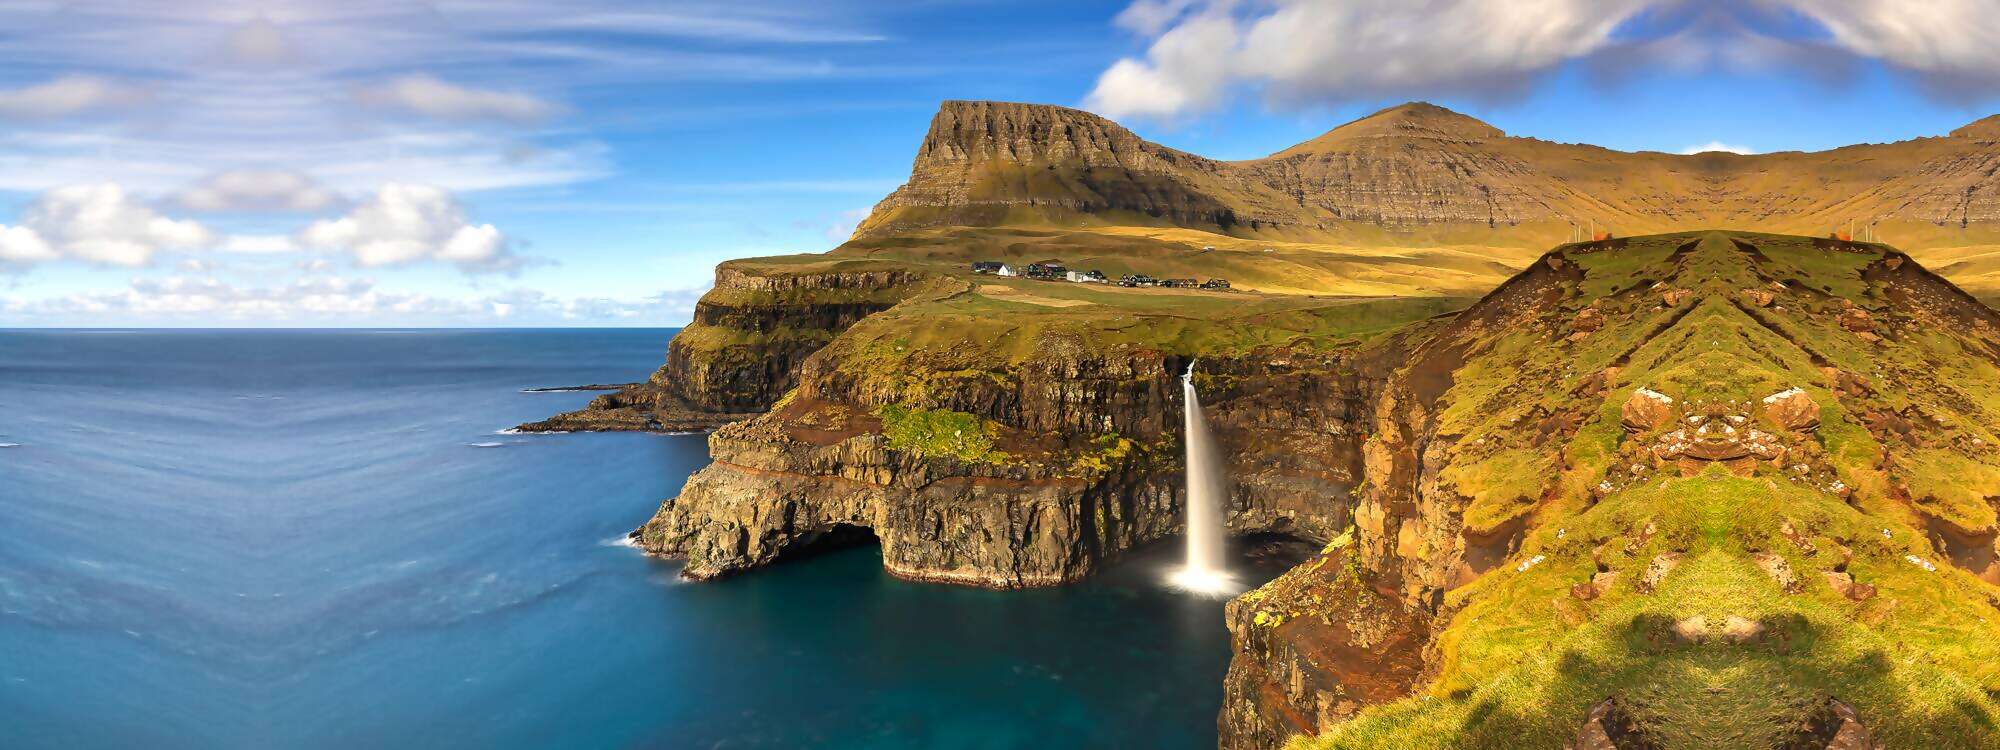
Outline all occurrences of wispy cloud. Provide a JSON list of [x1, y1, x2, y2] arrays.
[[352, 74, 559, 124]]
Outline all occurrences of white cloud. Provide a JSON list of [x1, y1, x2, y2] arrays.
[[173, 170, 341, 212], [1, 184, 213, 268], [0, 225, 57, 267], [1762, 0, 2000, 97], [1086, 0, 1654, 118], [353, 74, 558, 124], [0, 74, 148, 120], [1679, 141, 1756, 155], [299, 184, 521, 272], [219, 235, 301, 254]]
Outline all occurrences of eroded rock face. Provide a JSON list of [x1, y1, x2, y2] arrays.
[[644, 419, 1173, 586], [640, 345, 1386, 587], [1219, 546, 1430, 750]]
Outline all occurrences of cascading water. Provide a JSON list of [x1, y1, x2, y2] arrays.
[[1167, 361, 1239, 596]]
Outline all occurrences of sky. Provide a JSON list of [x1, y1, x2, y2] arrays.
[[5, 0, 2000, 327]]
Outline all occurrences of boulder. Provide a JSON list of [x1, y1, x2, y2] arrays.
[[1569, 698, 1650, 750], [1621, 388, 1676, 432], [1742, 288, 1776, 307], [1662, 288, 1694, 306], [1571, 305, 1606, 335], [1838, 304, 1875, 333], [1762, 388, 1821, 431]]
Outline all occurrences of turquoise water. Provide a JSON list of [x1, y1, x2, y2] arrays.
[[0, 329, 1266, 749]]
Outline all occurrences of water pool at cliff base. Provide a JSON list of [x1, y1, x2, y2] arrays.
[[0, 329, 1292, 749]]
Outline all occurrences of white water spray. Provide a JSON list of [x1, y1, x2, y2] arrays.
[[1168, 361, 1238, 596]]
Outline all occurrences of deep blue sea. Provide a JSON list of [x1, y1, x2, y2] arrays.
[[0, 329, 1264, 749]]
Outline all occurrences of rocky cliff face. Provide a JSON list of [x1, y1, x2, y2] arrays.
[[856, 100, 1308, 236], [638, 341, 1390, 586], [516, 260, 935, 432]]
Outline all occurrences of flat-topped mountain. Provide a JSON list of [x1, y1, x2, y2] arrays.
[[853, 100, 2000, 295]]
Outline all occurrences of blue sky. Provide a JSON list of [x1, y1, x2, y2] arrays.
[[4, 0, 2000, 326]]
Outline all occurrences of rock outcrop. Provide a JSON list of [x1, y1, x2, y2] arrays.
[[517, 260, 938, 432], [639, 343, 1391, 586]]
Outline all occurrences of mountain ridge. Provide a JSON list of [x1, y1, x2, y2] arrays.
[[850, 100, 2000, 294]]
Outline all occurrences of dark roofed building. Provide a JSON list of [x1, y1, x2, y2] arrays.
[[1117, 273, 1157, 287], [1024, 262, 1067, 280]]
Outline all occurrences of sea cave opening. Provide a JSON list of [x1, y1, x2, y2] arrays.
[[773, 523, 881, 565]]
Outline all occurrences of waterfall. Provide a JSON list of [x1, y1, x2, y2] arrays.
[[1169, 361, 1237, 595]]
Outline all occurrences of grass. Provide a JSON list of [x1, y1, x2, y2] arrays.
[[1305, 471, 2000, 749], [876, 404, 1009, 463]]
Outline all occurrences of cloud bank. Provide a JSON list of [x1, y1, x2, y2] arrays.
[[1088, 0, 2000, 118]]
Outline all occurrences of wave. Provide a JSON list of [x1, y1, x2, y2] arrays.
[[520, 384, 628, 393], [0, 443, 18, 448], [466, 442, 505, 448], [599, 534, 640, 549]]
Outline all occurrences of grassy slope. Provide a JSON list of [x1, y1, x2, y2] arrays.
[[1289, 232, 2000, 748]]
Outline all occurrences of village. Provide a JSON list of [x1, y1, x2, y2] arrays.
[[969, 260, 1232, 290]]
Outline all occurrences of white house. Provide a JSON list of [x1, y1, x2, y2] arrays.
[[1065, 270, 1104, 283], [995, 264, 1017, 277]]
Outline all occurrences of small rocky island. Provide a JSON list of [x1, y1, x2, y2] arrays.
[[528, 101, 2000, 749]]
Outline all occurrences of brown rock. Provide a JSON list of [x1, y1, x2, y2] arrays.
[[1743, 288, 1776, 307], [1839, 306, 1875, 333], [1822, 699, 1881, 750], [1762, 388, 1821, 431], [1662, 288, 1693, 306], [1621, 388, 1676, 432], [1570, 698, 1651, 750], [1571, 305, 1606, 334]]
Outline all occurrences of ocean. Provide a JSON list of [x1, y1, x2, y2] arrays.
[[0, 329, 1264, 749]]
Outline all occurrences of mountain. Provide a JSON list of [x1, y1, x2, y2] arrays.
[[521, 103, 2000, 748], [850, 100, 2000, 296], [530, 100, 2000, 440]]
